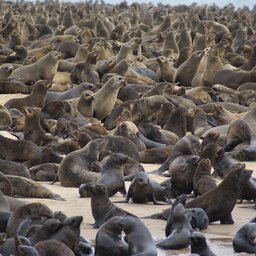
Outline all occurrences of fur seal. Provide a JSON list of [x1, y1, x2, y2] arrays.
[[150, 135, 200, 175], [9, 51, 62, 84], [4, 80, 52, 113], [58, 139, 107, 187], [83, 183, 136, 228], [17, 245, 39, 256], [34, 240, 75, 256], [156, 203, 192, 250], [93, 76, 127, 120], [174, 50, 204, 86], [191, 231, 216, 256], [114, 216, 157, 256], [23, 107, 56, 146], [95, 216, 129, 256], [0, 159, 30, 178], [233, 222, 256, 253], [6, 202, 52, 237], [0, 64, 13, 80], [0, 105, 12, 130], [0, 134, 41, 162], [120, 172, 169, 204], [193, 159, 216, 196], [104, 95, 168, 130], [80, 153, 127, 197], [5, 175, 65, 200], [186, 163, 248, 224], [29, 163, 59, 181], [169, 155, 201, 196]]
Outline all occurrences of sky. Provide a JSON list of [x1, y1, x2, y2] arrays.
[[102, 0, 254, 10]]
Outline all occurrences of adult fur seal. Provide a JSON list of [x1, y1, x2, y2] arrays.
[[4, 80, 52, 113], [95, 216, 129, 256], [58, 139, 107, 187], [186, 163, 248, 224], [156, 203, 192, 250], [82, 183, 136, 228], [93, 75, 127, 120], [9, 51, 62, 84], [114, 216, 157, 256]]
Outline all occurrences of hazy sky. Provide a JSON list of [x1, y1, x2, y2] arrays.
[[103, 0, 254, 9]]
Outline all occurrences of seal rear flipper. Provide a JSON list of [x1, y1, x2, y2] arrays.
[[51, 193, 66, 201], [152, 194, 170, 205]]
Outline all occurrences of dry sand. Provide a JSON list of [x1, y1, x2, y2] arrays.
[[1, 94, 256, 255]]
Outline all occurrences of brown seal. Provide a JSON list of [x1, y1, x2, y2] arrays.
[[93, 76, 127, 121], [95, 216, 129, 256], [34, 241, 75, 256], [29, 163, 59, 182], [5, 175, 65, 200], [114, 216, 157, 256], [0, 64, 13, 80], [193, 159, 216, 196], [156, 203, 192, 250], [191, 231, 216, 256], [9, 51, 62, 84], [150, 135, 201, 175], [0, 159, 30, 178], [174, 50, 204, 86], [4, 80, 52, 113], [0, 105, 12, 130], [82, 183, 136, 228], [79, 153, 127, 197], [23, 107, 56, 146], [58, 139, 107, 187], [0, 134, 41, 162], [6, 202, 52, 237], [186, 163, 248, 224]]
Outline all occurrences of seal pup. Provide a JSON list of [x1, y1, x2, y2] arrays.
[[193, 159, 216, 196], [34, 240, 75, 256], [156, 203, 192, 250], [118, 172, 169, 204], [58, 139, 107, 187], [191, 231, 216, 256], [80, 153, 127, 197], [114, 216, 157, 256], [83, 183, 136, 228], [94, 216, 129, 256], [23, 107, 56, 146], [0, 105, 12, 130], [150, 135, 200, 175], [233, 222, 256, 253], [4, 80, 52, 113], [0, 134, 41, 162], [6, 202, 52, 237], [9, 51, 62, 84], [0, 64, 13, 80]]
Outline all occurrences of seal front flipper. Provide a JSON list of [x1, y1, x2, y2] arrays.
[[220, 213, 234, 224]]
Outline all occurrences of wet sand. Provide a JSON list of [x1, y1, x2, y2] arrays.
[[1, 94, 255, 255]]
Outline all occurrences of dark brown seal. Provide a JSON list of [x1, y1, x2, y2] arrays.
[[34, 241, 75, 256], [193, 159, 216, 196], [95, 216, 129, 256], [83, 183, 136, 228]]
